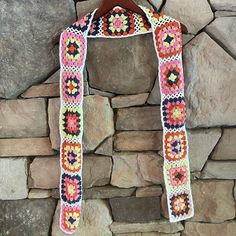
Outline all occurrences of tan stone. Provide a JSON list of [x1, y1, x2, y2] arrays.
[[84, 186, 135, 199], [0, 98, 47, 138], [182, 222, 236, 236], [201, 161, 236, 179], [83, 96, 114, 152], [111, 93, 149, 108], [116, 107, 162, 131], [215, 11, 236, 18], [28, 189, 51, 199], [111, 152, 163, 188], [212, 128, 236, 160], [188, 129, 221, 171], [48, 98, 60, 150], [114, 131, 162, 151], [44, 70, 60, 83], [184, 33, 236, 127], [115, 233, 180, 236], [206, 17, 236, 59], [52, 200, 113, 236], [209, 0, 236, 11], [21, 83, 59, 98], [163, 0, 213, 34], [147, 77, 161, 105], [95, 137, 113, 156], [136, 186, 162, 197], [111, 152, 151, 188], [83, 155, 112, 188], [191, 180, 235, 223], [89, 88, 115, 98], [29, 157, 60, 189], [0, 158, 28, 200], [110, 220, 184, 234], [0, 138, 54, 157]]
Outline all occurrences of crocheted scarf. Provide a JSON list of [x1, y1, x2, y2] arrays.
[[59, 5, 194, 234]]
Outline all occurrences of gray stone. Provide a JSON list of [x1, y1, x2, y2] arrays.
[[0, 198, 56, 236], [83, 96, 114, 152], [191, 180, 235, 223], [209, 0, 236, 11], [111, 152, 163, 188], [114, 131, 162, 151], [84, 186, 135, 199], [136, 186, 163, 197], [182, 222, 236, 236], [83, 155, 112, 188], [44, 70, 60, 83], [163, 0, 213, 34], [89, 88, 115, 98], [116, 107, 162, 130], [0, 99, 47, 138], [48, 98, 60, 150], [201, 161, 236, 179], [0, 137, 54, 157], [188, 129, 221, 171], [0, 158, 28, 200], [109, 197, 161, 223], [184, 33, 236, 127], [111, 93, 149, 108], [115, 233, 180, 236], [29, 157, 60, 189], [182, 34, 194, 45], [28, 189, 51, 199], [215, 11, 236, 18], [110, 220, 184, 234], [52, 200, 113, 236], [147, 77, 161, 105], [95, 136, 113, 156], [0, 0, 75, 98], [212, 128, 236, 160], [206, 17, 236, 59], [87, 34, 157, 95]]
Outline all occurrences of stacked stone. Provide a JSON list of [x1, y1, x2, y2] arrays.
[[0, 0, 236, 235]]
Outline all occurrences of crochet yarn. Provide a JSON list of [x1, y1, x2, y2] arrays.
[[59, 5, 194, 234]]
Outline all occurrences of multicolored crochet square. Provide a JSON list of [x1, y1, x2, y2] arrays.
[[59, 5, 194, 234]]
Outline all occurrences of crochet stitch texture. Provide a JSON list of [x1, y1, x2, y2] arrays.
[[59, 5, 194, 234]]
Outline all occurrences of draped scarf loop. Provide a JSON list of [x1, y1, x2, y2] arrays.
[[59, 5, 194, 234]]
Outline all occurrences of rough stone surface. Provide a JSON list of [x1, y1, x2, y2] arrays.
[[188, 129, 221, 171], [136, 186, 163, 198], [21, 83, 60, 98], [0, 158, 28, 200], [212, 128, 236, 160], [110, 220, 184, 234], [0, 0, 75, 98], [116, 107, 162, 130], [115, 233, 180, 236], [191, 180, 235, 223], [83, 96, 114, 152], [83, 155, 112, 188], [48, 98, 60, 150], [87, 34, 157, 95], [147, 77, 161, 105], [114, 131, 162, 151], [0, 198, 56, 236], [184, 33, 236, 127], [52, 200, 112, 236], [215, 11, 236, 18], [29, 157, 60, 189], [201, 161, 236, 179], [0, 99, 47, 138], [95, 137, 113, 156], [209, 0, 236, 11], [0, 138, 54, 157], [89, 88, 115, 98], [111, 93, 149, 108], [84, 186, 135, 200], [111, 152, 163, 188], [163, 0, 213, 34], [206, 17, 236, 59], [109, 197, 161, 223], [182, 222, 236, 236], [28, 189, 51, 199]]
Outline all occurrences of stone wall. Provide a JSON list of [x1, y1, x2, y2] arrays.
[[0, 0, 236, 235]]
